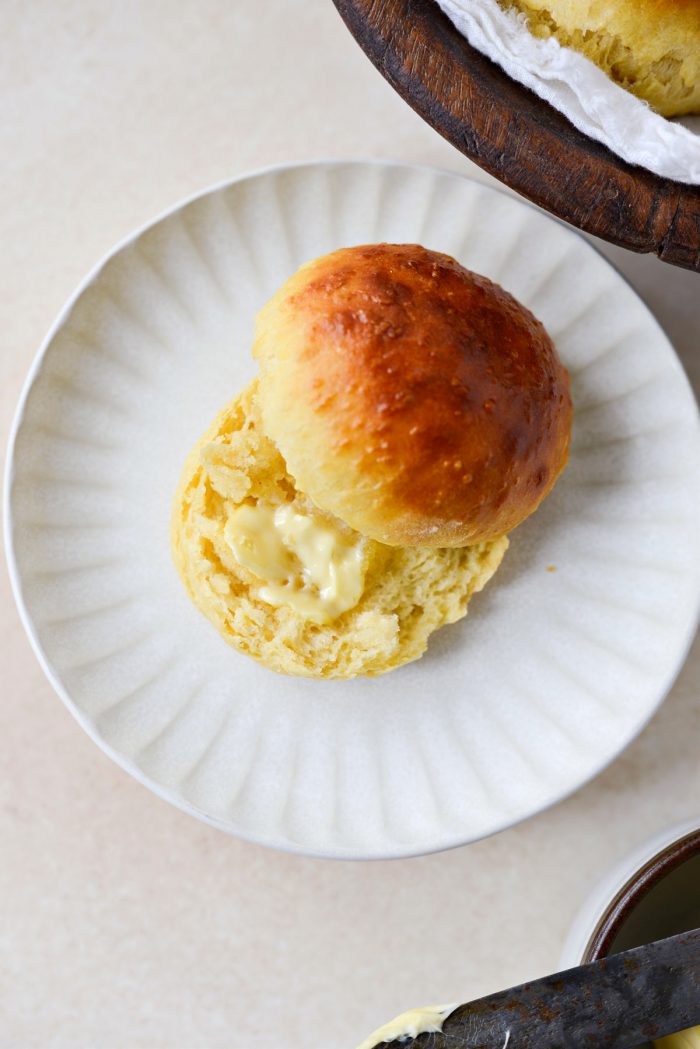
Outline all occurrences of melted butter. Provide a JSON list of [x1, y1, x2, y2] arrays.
[[356, 1004, 458, 1049], [224, 500, 365, 624], [655, 1029, 700, 1048]]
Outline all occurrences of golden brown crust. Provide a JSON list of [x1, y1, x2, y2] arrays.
[[254, 244, 572, 547]]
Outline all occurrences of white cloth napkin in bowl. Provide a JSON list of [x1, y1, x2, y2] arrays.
[[436, 0, 700, 185]]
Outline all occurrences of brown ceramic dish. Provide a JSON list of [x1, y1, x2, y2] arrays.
[[332, 0, 700, 272]]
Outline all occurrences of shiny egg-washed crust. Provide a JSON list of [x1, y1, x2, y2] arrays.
[[254, 244, 571, 548], [171, 382, 507, 679], [499, 0, 700, 116]]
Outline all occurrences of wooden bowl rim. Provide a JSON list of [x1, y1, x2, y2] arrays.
[[332, 0, 700, 272]]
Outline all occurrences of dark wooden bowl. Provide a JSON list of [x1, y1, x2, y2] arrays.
[[332, 0, 700, 272]]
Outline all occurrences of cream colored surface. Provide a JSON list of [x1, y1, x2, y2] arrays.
[[1, 1, 700, 1047], [172, 382, 506, 677], [356, 1004, 458, 1049]]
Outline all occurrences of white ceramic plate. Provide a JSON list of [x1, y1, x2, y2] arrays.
[[6, 161, 700, 859]]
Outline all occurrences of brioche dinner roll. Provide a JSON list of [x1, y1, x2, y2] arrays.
[[254, 244, 571, 548], [172, 244, 571, 679], [498, 0, 700, 117]]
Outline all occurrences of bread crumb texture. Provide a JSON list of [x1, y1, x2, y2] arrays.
[[500, 0, 700, 116], [172, 382, 507, 679]]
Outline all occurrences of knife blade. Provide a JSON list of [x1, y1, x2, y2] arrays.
[[375, 928, 700, 1049]]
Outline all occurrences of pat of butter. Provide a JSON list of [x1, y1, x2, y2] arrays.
[[356, 1005, 458, 1049], [224, 500, 365, 624], [655, 1029, 700, 1048]]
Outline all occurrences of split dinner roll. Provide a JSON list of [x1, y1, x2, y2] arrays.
[[172, 382, 508, 678], [254, 244, 572, 549]]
